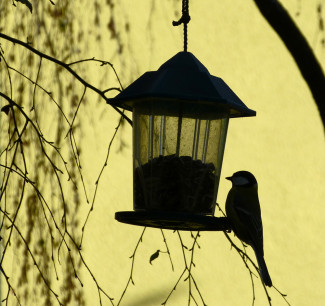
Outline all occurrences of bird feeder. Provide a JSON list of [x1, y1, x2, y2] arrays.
[[111, 52, 255, 231]]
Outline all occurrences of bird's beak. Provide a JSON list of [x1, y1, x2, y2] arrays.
[[226, 176, 232, 181]]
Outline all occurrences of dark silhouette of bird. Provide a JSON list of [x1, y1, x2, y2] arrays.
[[226, 171, 272, 287]]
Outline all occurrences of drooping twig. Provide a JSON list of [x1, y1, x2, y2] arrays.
[[162, 231, 207, 306], [160, 229, 174, 271], [80, 114, 125, 246], [1, 208, 63, 305], [117, 227, 146, 306], [0, 92, 103, 304], [65, 231, 115, 306]]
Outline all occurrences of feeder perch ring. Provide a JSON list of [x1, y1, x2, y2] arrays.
[[115, 211, 231, 231]]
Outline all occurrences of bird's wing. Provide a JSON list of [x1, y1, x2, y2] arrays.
[[234, 197, 264, 254]]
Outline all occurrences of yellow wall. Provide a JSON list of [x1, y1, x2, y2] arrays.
[[81, 1, 325, 305], [1, 0, 324, 305]]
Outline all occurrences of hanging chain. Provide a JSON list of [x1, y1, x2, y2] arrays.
[[173, 0, 190, 52]]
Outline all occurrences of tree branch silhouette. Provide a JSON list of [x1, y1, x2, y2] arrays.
[[0, 33, 132, 126], [0, 31, 126, 303], [253, 0, 325, 131]]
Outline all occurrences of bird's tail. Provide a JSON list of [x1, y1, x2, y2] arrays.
[[254, 249, 272, 287]]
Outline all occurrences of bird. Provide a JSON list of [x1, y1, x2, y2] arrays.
[[225, 171, 272, 287]]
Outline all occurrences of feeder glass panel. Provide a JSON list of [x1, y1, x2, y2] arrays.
[[133, 106, 229, 215]]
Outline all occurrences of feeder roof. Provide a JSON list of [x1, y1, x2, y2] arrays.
[[109, 52, 256, 118]]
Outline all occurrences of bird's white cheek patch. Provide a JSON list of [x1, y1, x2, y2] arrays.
[[233, 176, 250, 186]]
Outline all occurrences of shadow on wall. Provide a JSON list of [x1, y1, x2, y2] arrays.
[[125, 284, 184, 306]]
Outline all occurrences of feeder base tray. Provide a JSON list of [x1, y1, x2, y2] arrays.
[[115, 211, 231, 231]]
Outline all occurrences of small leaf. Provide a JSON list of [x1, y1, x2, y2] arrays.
[[1, 105, 11, 115], [149, 250, 160, 265], [15, 0, 33, 13]]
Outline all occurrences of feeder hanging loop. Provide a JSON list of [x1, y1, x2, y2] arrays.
[[173, 0, 190, 52]]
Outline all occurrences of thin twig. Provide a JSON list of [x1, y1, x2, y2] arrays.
[[162, 231, 206, 306], [117, 227, 146, 306], [80, 114, 124, 246], [7, 65, 70, 124], [160, 229, 174, 271], [1, 209, 63, 305]]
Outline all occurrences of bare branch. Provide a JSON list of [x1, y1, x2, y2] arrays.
[[0, 33, 132, 126], [253, 0, 325, 130]]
